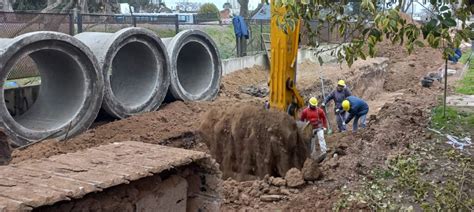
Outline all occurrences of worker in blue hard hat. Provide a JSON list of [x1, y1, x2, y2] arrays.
[[321, 80, 352, 132]]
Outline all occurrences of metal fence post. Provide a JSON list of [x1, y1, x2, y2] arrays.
[[77, 11, 83, 33], [175, 14, 179, 34], [68, 12, 74, 35], [260, 20, 263, 51]]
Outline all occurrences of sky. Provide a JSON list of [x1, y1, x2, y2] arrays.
[[164, 0, 261, 10]]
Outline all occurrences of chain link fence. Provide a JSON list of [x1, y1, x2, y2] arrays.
[[0, 11, 272, 81], [0, 12, 73, 80]]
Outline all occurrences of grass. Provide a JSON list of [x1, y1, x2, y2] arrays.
[[456, 49, 474, 95], [202, 25, 236, 59], [334, 149, 473, 211], [431, 106, 474, 136]]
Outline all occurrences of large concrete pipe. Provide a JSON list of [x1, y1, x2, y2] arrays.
[[162, 30, 222, 101], [75, 28, 170, 119], [0, 32, 104, 147]]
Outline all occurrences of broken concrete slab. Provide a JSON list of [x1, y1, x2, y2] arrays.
[[0, 141, 220, 211]]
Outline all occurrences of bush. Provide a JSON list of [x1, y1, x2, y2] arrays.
[[199, 3, 219, 14]]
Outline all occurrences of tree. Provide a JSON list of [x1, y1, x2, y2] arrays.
[[12, 0, 47, 11], [276, 0, 472, 66], [223, 2, 232, 9], [238, 0, 249, 18], [278, 0, 472, 119], [199, 3, 218, 14]]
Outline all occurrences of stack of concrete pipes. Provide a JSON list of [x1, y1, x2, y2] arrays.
[[0, 28, 222, 147]]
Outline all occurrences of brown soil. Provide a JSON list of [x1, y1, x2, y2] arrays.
[[199, 103, 308, 181], [12, 66, 269, 164]]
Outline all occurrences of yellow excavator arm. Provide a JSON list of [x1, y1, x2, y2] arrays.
[[268, 2, 304, 116]]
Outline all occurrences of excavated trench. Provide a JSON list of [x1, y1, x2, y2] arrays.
[[199, 58, 391, 181]]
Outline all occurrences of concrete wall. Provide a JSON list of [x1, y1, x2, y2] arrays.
[[220, 46, 340, 76], [221, 54, 268, 75]]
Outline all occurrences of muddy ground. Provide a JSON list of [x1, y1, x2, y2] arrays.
[[11, 38, 471, 210]]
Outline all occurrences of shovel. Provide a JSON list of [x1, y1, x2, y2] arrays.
[[319, 65, 333, 135]]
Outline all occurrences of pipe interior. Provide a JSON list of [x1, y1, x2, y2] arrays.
[[110, 41, 158, 108], [7, 49, 86, 131], [176, 41, 213, 95]]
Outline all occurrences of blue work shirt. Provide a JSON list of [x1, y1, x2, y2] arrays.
[[232, 16, 249, 39], [343, 96, 369, 123]]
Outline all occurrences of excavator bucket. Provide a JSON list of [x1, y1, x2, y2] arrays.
[[296, 121, 313, 147]]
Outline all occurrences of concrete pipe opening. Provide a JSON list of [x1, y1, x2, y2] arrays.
[[163, 30, 222, 101], [0, 32, 103, 147], [75, 28, 170, 119]]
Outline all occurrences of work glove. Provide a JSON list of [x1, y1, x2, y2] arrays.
[[321, 103, 326, 107], [323, 128, 327, 131], [335, 109, 341, 114]]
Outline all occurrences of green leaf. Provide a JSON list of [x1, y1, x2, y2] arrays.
[[338, 6, 344, 15], [338, 24, 345, 37], [318, 56, 324, 65], [433, 37, 440, 47], [444, 17, 457, 27], [359, 50, 367, 60], [440, 5, 449, 12], [301, 0, 310, 5], [414, 40, 425, 47], [368, 1, 376, 13], [361, 0, 369, 9]]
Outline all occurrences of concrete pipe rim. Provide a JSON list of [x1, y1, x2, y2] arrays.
[[0, 32, 103, 147], [99, 27, 170, 119], [167, 30, 222, 101]]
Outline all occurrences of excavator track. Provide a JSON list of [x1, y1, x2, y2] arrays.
[[0, 141, 221, 211]]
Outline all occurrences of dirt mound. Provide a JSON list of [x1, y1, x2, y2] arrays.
[[219, 66, 268, 99], [11, 101, 212, 163], [199, 103, 309, 181]]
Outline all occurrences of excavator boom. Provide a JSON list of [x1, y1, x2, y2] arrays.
[[268, 2, 304, 116]]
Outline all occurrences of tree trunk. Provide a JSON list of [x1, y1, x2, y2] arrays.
[[238, 0, 249, 18], [401, 0, 413, 13], [79, 0, 88, 13]]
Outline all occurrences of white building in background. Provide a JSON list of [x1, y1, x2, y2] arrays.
[[226, 0, 240, 16]]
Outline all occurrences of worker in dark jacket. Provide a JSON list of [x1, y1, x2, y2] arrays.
[[322, 80, 352, 132], [341, 96, 369, 132], [301, 97, 328, 159]]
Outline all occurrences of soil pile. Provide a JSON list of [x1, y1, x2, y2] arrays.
[[11, 101, 212, 163], [219, 66, 268, 99], [199, 103, 309, 181]]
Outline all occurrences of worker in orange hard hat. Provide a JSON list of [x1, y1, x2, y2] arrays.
[[300, 97, 328, 160], [321, 80, 352, 132]]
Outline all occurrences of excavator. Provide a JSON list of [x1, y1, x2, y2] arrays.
[[267, 1, 305, 116], [266, 1, 332, 160]]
